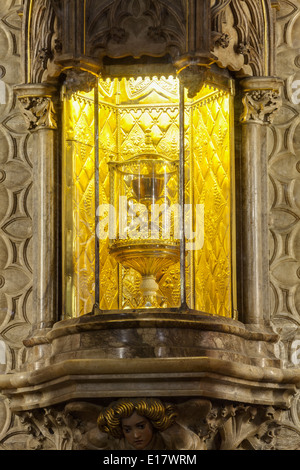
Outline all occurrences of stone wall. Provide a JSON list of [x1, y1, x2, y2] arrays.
[[269, 1, 300, 366], [265, 0, 300, 449], [0, 0, 33, 448]]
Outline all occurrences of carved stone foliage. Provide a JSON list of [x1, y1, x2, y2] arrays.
[[241, 89, 282, 124], [0, 404, 83, 450], [18, 96, 57, 130], [0, 398, 292, 450]]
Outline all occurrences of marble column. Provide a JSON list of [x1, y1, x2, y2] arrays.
[[239, 77, 282, 326], [15, 83, 60, 335]]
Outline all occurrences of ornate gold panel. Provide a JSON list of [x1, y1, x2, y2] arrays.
[[62, 92, 96, 318], [62, 76, 234, 318]]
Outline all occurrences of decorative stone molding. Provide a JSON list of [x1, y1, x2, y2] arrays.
[[26, 0, 59, 83], [1, 312, 298, 413], [211, 0, 276, 76]]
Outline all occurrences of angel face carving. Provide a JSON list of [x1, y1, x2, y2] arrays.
[[121, 411, 154, 449], [97, 398, 177, 450]]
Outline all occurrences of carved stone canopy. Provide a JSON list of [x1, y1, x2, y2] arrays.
[[23, 0, 278, 91]]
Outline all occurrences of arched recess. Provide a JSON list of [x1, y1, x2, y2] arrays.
[[17, 0, 282, 329]]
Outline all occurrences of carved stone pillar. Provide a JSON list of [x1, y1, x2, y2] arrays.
[[239, 77, 282, 326], [14, 84, 60, 348]]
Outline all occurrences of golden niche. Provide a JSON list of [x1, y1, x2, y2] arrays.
[[62, 75, 235, 318]]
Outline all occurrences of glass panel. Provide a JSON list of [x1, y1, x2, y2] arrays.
[[187, 86, 233, 317], [62, 76, 235, 318], [62, 90, 95, 318], [98, 77, 181, 310]]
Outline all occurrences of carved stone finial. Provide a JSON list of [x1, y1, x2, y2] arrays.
[[13, 399, 287, 451]]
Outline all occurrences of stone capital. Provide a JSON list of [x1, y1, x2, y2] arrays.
[[240, 77, 283, 125], [14, 83, 59, 131]]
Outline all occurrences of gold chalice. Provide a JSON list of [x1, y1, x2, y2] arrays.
[[109, 153, 179, 308]]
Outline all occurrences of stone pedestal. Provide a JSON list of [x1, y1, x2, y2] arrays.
[[1, 309, 298, 413]]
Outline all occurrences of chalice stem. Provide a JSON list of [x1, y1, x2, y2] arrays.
[[140, 275, 159, 308]]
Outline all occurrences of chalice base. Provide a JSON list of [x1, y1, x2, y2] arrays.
[[109, 242, 180, 309]]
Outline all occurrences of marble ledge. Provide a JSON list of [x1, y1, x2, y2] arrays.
[[45, 309, 279, 343], [0, 356, 299, 411]]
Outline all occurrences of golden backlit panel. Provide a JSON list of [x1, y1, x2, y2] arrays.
[[190, 89, 232, 317], [98, 77, 182, 309], [63, 92, 96, 317], [97, 95, 119, 310]]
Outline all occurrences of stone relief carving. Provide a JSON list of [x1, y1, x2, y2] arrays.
[[269, 0, 300, 367], [1, 398, 295, 450], [0, 6, 32, 369], [267, 0, 300, 449], [18, 96, 57, 130], [26, 0, 275, 84], [84, 0, 186, 61], [0, 405, 80, 450], [241, 89, 282, 124]]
